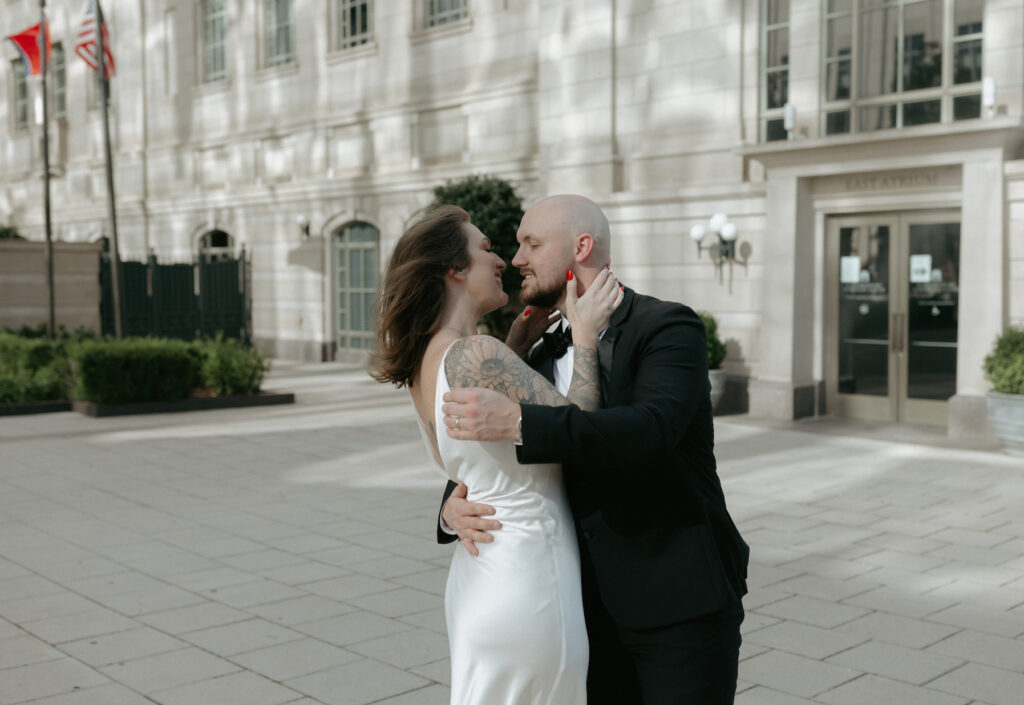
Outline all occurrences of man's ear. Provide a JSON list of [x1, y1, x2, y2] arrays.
[[575, 233, 595, 262]]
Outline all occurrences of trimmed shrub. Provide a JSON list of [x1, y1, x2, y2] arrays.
[[71, 338, 201, 404], [984, 326, 1024, 395], [698, 311, 727, 371], [0, 334, 69, 404], [198, 334, 268, 396], [0, 226, 24, 240]]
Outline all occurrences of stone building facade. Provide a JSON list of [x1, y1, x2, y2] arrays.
[[2, 0, 1022, 440]]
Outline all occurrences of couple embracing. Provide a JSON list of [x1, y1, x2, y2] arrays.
[[371, 195, 749, 704]]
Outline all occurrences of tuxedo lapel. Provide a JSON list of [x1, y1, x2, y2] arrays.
[[597, 287, 636, 406], [528, 344, 556, 384]]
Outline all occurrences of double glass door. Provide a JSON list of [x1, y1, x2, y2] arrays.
[[828, 212, 960, 425]]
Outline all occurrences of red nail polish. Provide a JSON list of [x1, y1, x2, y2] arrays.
[[567, 270, 573, 281], [523, 308, 531, 317], [620, 285, 624, 291]]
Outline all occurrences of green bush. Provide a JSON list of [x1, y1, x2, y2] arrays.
[[432, 175, 525, 339], [0, 334, 70, 404], [984, 326, 1024, 395], [0, 334, 57, 376], [71, 338, 201, 404], [198, 334, 268, 396], [698, 311, 727, 370], [0, 226, 24, 240]]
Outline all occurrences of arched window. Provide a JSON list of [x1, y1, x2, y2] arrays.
[[335, 222, 378, 351], [199, 229, 234, 262]]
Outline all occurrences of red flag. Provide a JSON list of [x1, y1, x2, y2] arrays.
[[74, 0, 115, 78], [5, 22, 51, 76]]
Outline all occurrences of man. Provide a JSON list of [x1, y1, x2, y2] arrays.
[[439, 194, 749, 704]]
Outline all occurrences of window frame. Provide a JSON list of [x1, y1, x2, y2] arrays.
[[424, 0, 468, 30], [262, 0, 295, 69], [51, 43, 66, 121], [200, 0, 228, 84], [331, 0, 374, 52], [819, 0, 984, 136], [11, 60, 29, 132], [760, 0, 790, 142]]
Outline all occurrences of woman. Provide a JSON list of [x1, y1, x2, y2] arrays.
[[370, 205, 622, 704]]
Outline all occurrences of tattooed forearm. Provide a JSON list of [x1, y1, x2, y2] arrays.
[[445, 336, 570, 407], [566, 343, 600, 411]]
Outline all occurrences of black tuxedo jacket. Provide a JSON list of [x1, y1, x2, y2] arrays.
[[438, 288, 749, 629]]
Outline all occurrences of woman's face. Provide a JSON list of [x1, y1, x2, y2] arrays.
[[461, 222, 508, 314]]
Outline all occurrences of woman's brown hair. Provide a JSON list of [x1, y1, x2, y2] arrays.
[[369, 205, 471, 388]]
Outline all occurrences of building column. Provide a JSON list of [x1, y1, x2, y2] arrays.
[[748, 173, 820, 419], [948, 156, 1005, 440]]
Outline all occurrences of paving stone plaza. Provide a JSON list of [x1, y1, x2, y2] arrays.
[[1, 361, 1022, 705]]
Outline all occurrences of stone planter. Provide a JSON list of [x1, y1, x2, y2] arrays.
[[709, 369, 726, 410], [986, 391, 1024, 457], [73, 391, 295, 418]]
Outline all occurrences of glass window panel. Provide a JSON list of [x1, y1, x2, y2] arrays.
[[954, 0, 983, 35], [351, 248, 362, 288], [903, 0, 942, 91], [858, 103, 897, 131], [351, 294, 363, 331], [364, 250, 377, 288], [766, 70, 788, 109], [12, 61, 28, 129], [827, 16, 852, 59], [362, 293, 375, 332], [827, 0, 851, 13], [859, 7, 899, 98], [826, 110, 852, 134], [838, 225, 890, 396], [827, 60, 852, 100], [903, 99, 941, 126], [906, 223, 959, 400], [764, 118, 787, 141], [766, 28, 789, 68], [350, 223, 377, 242], [953, 93, 981, 120], [52, 44, 66, 119], [954, 39, 982, 84], [766, 0, 790, 25]]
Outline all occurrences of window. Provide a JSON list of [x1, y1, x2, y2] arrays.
[[199, 229, 234, 262], [760, 0, 790, 142], [202, 0, 227, 82], [333, 0, 373, 50], [426, 0, 467, 28], [52, 43, 66, 120], [822, 0, 984, 136], [11, 60, 28, 131], [264, 0, 294, 68], [335, 222, 378, 351], [86, 63, 105, 110]]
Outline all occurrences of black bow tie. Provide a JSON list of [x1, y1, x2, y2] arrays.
[[543, 326, 573, 359]]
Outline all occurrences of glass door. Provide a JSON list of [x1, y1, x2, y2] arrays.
[[828, 212, 960, 425]]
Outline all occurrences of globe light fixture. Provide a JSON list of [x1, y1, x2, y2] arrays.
[[690, 214, 739, 282]]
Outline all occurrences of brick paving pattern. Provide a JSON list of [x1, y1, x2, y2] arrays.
[[0, 360, 1021, 704]]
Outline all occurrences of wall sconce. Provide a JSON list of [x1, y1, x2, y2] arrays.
[[296, 215, 310, 239], [690, 213, 738, 283]]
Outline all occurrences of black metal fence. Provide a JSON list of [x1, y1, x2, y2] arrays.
[[100, 248, 250, 342]]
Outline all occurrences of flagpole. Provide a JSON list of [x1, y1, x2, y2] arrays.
[[96, 0, 123, 338], [39, 0, 55, 340]]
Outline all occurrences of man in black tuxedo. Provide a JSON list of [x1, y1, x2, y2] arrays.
[[438, 194, 749, 704]]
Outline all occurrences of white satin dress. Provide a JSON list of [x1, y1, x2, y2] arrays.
[[414, 348, 588, 705]]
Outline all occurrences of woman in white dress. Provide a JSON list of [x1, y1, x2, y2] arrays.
[[370, 206, 622, 705]]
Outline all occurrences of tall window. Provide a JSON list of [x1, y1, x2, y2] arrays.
[[822, 0, 984, 135], [11, 61, 28, 131], [87, 63, 105, 110], [426, 0, 467, 28], [264, 0, 294, 67], [333, 0, 373, 50], [52, 43, 66, 120], [202, 0, 227, 82], [761, 0, 790, 141], [335, 222, 378, 351]]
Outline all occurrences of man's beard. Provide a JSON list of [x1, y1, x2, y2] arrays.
[[520, 277, 565, 308]]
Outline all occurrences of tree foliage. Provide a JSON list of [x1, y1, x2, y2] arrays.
[[0, 226, 24, 240], [431, 175, 524, 338]]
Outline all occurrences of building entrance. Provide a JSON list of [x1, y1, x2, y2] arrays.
[[826, 211, 960, 425]]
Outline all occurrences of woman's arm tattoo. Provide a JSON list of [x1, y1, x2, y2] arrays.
[[444, 336, 568, 406], [444, 335, 602, 411], [566, 344, 600, 411]]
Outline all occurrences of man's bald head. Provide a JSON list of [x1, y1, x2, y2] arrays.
[[529, 194, 611, 265]]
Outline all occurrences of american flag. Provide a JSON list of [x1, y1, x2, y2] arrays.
[[74, 0, 115, 78]]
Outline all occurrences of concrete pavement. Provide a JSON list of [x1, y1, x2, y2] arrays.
[[0, 360, 1022, 704]]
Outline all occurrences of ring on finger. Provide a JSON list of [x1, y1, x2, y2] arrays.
[[455, 416, 462, 431]]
